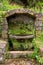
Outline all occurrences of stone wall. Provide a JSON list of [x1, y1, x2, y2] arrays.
[[35, 13, 43, 35], [2, 18, 8, 41]]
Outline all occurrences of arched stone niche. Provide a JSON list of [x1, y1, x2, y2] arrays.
[[2, 9, 43, 40]]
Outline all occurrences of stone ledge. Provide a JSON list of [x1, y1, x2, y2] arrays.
[[5, 9, 35, 18], [7, 51, 33, 59], [9, 35, 34, 39]]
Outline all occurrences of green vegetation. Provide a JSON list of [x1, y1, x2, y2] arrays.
[[9, 29, 33, 35], [8, 21, 35, 35], [10, 0, 43, 12], [0, 0, 23, 11], [9, 39, 34, 51], [34, 32, 43, 47], [26, 38, 43, 64], [0, 0, 43, 12], [8, 19, 35, 51]]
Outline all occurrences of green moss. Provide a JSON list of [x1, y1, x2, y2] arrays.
[[9, 29, 34, 35], [8, 21, 35, 35]]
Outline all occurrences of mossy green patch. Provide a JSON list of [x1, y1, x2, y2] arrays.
[[9, 39, 34, 51], [8, 20, 35, 35]]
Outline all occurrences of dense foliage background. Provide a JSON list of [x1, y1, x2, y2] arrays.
[[0, 0, 43, 12]]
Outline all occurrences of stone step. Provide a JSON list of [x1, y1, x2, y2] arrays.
[[7, 51, 33, 59]]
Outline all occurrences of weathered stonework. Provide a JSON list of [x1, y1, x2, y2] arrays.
[[1, 9, 35, 40], [2, 9, 43, 39], [0, 9, 43, 63], [5, 9, 35, 17], [2, 18, 8, 41], [0, 40, 7, 63], [35, 13, 43, 35]]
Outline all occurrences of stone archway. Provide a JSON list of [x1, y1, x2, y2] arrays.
[[2, 9, 37, 40], [1, 9, 43, 60]]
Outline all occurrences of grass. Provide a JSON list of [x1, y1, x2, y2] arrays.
[[0, 1, 23, 11], [34, 32, 43, 47], [0, 0, 43, 12], [8, 28, 34, 35], [8, 21, 35, 35]]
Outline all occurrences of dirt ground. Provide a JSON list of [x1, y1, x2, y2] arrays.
[[0, 58, 40, 65]]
